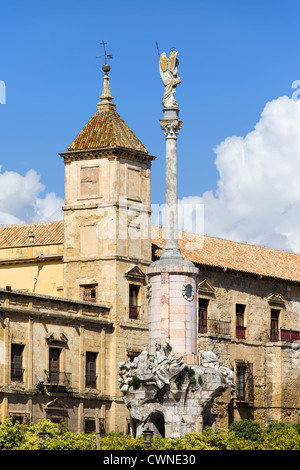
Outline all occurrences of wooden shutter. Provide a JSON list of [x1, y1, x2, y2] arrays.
[[49, 348, 60, 383], [198, 298, 208, 333], [11, 344, 23, 381]]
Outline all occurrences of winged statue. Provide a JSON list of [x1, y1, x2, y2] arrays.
[[159, 51, 181, 108]]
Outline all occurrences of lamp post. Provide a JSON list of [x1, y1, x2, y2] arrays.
[[142, 426, 154, 447], [38, 428, 50, 449]]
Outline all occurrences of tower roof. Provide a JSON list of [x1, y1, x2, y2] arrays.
[[67, 107, 148, 153], [66, 64, 148, 154]]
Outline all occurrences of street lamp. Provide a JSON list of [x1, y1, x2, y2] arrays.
[[38, 428, 50, 449], [142, 426, 154, 447]]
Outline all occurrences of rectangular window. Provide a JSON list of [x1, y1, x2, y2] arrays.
[[236, 365, 246, 400], [236, 304, 246, 339], [198, 298, 209, 333], [85, 418, 105, 435], [270, 308, 280, 341], [10, 414, 29, 425], [127, 167, 141, 201], [85, 419, 96, 433], [129, 284, 140, 319], [49, 348, 60, 384], [81, 284, 98, 302], [11, 344, 24, 382], [80, 166, 99, 198], [86, 352, 97, 388], [236, 362, 254, 402]]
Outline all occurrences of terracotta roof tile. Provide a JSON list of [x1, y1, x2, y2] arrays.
[[0, 221, 63, 248], [0, 221, 299, 283], [151, 225, 300, 282], [67, 108, 148, 153]]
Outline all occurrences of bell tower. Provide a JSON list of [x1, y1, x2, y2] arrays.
[[59, 63, 156, 430], [60, 63, 156, 316]]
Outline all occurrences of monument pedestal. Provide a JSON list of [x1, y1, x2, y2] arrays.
[[119, 50, 234, 438], [147, 258, 199, 364]]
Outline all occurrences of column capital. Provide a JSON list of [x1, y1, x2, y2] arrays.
[[160, 118, 183, 138]]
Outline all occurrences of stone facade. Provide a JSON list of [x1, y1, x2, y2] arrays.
[[0, 288, 112, 431], [195, 268, 300, 426], [0, 65, 298, 433], [58, 68, 156, 432]]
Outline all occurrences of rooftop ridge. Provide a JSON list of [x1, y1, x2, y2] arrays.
[[0, 221, 299, 282], [151, 224, 300, 256], [0, 220, 62, 229], [0, 219, 299, 257]]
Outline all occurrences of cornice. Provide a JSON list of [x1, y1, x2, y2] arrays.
[[59, 146, 156, 165], [0, 254, 63, 266]]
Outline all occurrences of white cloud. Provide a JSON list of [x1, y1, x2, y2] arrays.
[[155, 96, 300, 253], [33, 192, 64, 222], [0, 166, 63, 225], [2, 95, 300, 253]]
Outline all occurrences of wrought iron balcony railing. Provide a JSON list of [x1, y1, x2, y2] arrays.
[[44, 371, 72, 387], [85, 374, 98, 388], [269, 328, 300, 343], [129, 304, 140, 319], [198, 318, 231, 336], [11, 368, 24, 382]]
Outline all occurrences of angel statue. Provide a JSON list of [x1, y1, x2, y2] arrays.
[[159, 51, 181, 108]]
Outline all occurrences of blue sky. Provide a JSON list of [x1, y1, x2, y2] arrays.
[[1, 0, 300, 251]]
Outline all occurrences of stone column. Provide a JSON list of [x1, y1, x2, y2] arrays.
[[160, 109, 183, 260], [147, 52, 199, 364]]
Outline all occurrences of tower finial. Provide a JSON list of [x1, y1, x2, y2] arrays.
[[97, 41, 115, 110]]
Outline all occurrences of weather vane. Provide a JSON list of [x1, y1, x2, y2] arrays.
[[101, 40, 113, 64]]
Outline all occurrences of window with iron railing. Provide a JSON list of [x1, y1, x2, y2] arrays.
[[236, 362, 254, 402], [236, 304, 246, 339], [270, 308, 280, 341], [11, 344, 24, 382], [49, 347, 61, 383], [268, 327, 300, 343], [129, 284, 141, 319], [198, 318, 231, 336], [44, 370, 72, 387], [198, 298, 209, 333], [86, 351, 98, 388]]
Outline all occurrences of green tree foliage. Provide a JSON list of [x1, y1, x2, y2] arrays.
[[0, 418, 299, 450], [266, 420, 290, 433], [0, 418, 24, 450], [292, 421, 300, 435], [229, 419, 262, 441]]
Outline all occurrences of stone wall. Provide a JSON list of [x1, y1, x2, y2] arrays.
[[0, 289, 112, 432], [196, 267, 300, 428]]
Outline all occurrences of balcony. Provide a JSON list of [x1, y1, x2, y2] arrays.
[[199, 319, 231, 336], [269, 328, 300, 343], [236, 326, 247, 339], [85, 374, 98, 388], [11, 368, 24, 382], [129, 304, 140, 319], [44, 371, 72, 392]]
